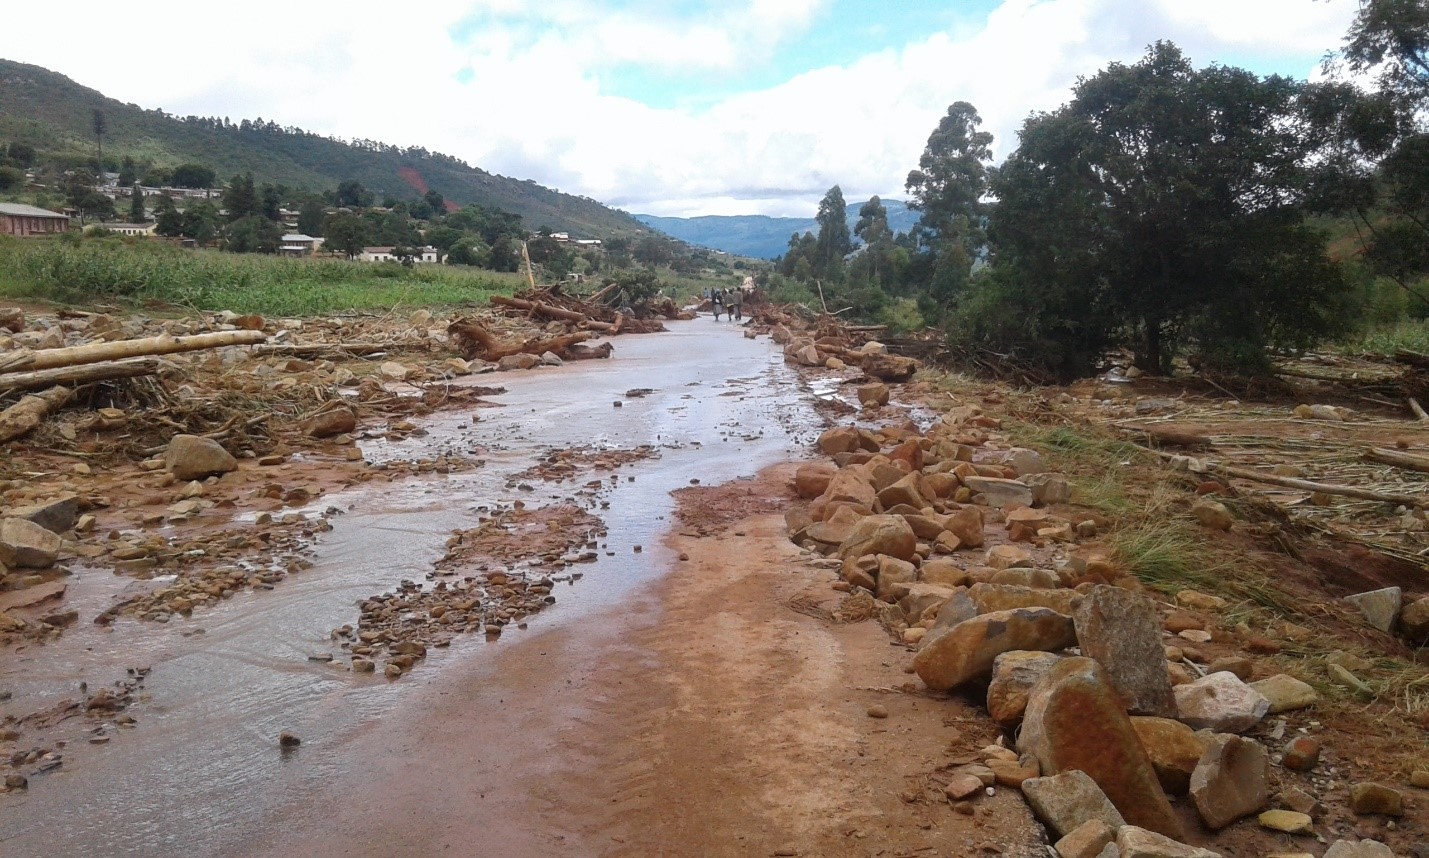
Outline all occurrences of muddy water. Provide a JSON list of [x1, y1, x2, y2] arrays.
[[0, 320, 825, 856]]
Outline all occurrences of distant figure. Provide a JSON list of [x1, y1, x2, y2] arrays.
[[729, 287, 744, 321], [711, 289, 724, 321]]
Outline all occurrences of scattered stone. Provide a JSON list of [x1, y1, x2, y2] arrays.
[[1326, 650, 1372, 671], [1054, 819, 1116, 858], [1175, 590, 1227, 611], [9, 495, 79, 535], [1412, 770, 1429, 789], [164, 434, 238, 481], [912, 608, 1076, 692], [1328, 663, 1374, 697], [838, 515, 917, 562], [793, 463, 837, 499], [1116, 826, 1221, 858], [1344, 587, 1402, 634], [1019, 658, 1182, 839], [1172, 672, 1270, 733], [1279, 787, 1324, 818], [1190, 735, 1269, 830], [866, 704, 889, 719], [1206, 656, 1253, 682], [1073, 585, 1177, 717], [278, 731, 301, 747], [1323, 840, 1395, 858], [1250, 674, 1318, 714], [5, 773, 26, 790], [945, 773, 984, 800], [970, 582, 1082, 616], [987, 651, 1064, 728], [0, 517, 63, 568], [1281, 736, 1321, 772], [305, 406, 357, 439], [987, 757, 1039, 787], [1020, 770, 1126, 840], [1024, 472, 1073, 505], [1191, 500, 1233, 530], [857, 383, 890, 408], [963, 476, 1035, 508], [1349, 782, 1403, 816], [1130, 717, 1210, 796], [1401, 596, 1429, 644], [943, 506, 985, 548], [1258, 809, 1313, 834]]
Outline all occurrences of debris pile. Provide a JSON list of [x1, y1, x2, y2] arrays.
[[783, 397, 1426, 856], [751, 305, 919, 382]]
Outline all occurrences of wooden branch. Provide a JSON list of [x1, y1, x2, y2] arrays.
[[1410, 397, 1429, 422], [250, 343, 398, 358], [1365, 447, 1429, 474], [1394, 349, 1429, 369], [2, 331, 266, 373], [0, 387, 73, 443], [1205, 461, 1424, 507], [0, 358, 162, 395], [446, 319, 594, 362], [490, 295, 587, 324]]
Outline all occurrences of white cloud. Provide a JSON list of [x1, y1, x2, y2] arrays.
[[0, 0, 1361, 218]]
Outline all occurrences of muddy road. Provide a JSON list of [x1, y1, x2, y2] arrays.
[[0, 320, 843, 856]]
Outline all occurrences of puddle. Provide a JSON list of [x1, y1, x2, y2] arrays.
[[0, 320, 826, 856]]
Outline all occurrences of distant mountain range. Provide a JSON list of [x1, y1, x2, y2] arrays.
[[0, 59, 648, 239], [635, 198, 921, 259]]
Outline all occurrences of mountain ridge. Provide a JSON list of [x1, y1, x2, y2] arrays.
[[0, 58, 648, 239], [635, 199, 921, 259]]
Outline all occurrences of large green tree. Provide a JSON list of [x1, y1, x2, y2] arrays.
[[171, 163, 215, 189], [813, 185, 851, 280], [324, 211, 372, 258], [225, 173, 258, 221], [904, 101, 994, 316], [128, 184, 146, 224], [297, 198, 325, 236], [981, 42, 1348, 378]]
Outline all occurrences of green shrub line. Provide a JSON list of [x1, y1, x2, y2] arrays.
[[0, 236, 521, 316]]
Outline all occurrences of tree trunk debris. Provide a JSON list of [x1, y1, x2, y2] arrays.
[[0, 358, 163, 395], [0, 387, 74, 443], [3, 330, 266, 373]]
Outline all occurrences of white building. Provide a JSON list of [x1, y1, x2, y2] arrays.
[[97, 222, 157, 237], [279, 234, 324, 256], [358, 246, 443, 264]]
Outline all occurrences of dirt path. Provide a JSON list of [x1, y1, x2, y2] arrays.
[[249, 464, 1043, 857]]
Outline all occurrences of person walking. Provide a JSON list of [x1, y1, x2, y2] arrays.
[[711, 288, 724, 321], [729, 286, 744, 321]]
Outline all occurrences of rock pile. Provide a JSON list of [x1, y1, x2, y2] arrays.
[[785, 404, 1423, 857]]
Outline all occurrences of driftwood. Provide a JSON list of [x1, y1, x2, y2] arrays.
[[0, 357, 162, 395], [1364, 446, 1429, 474], [1203, 461, 1424, 507], [447, 319, 597, 362], [250, 343, 397, 358], [0, 308, 22, 333], [1123, 426, 1214, 450], [0, 386, 73, 443], [1410, 397, 1428, 422], [3, 331, 266, 373], [1394, 349, 1429, 369], [490, 295, 587, 325]]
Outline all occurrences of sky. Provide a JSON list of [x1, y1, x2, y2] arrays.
[[0, 0, 1362, 218]]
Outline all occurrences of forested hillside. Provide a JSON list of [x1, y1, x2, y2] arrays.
[[0, 59, 647, 239], [636, 199, 921, 259]]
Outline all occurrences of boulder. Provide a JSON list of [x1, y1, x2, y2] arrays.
[[862, 352, 917, 382], [1281, 736, 1321, 772], [918, 558, 969, 588], [1348, 783, 1403, 816], [963, 476, 1035, 508], [1020, 770, 1126, 840], [857, 383, 890, 408], [1400, 595, 1429, 644], [793, 463, 837, 499], [986, 544, 1034, 569], [1006, 448, 1047, 477], [1130, 716, 1210, 796], [943, 506, 984, 548], [1173, 672, 1270, 733], [304, 406, 357, 439], [1257, 809, 1313, 834], [875, 555, 918, 602], [1191, 500, 1234, 530], [496, 353, 540, 371], [1025, 472, 1073, 505], [987, 650, 1063, 728], [838, 515, 916, 562], [876, 474, 926, 510], [1019, 657, 1182, 839], [1116, 826, 1222, 858], [912, 607, 1075, 692], [1054, 819, 1116, 858], [970, 582, 1082, 616], [164, 434, 238, 481], [1323, 841, 1394, 858], [990, 567, 1061, 589], [1249, 674, 1318, 714], [1344, 586, 1402, 634], [899, 583, 958, 622], [0, 518, 63, 569], [8, 495, 78, 535], [817, 426, 864, 455], [820, 469, 877, 512], [1189, 735, 1269, 830], [902, 513, 947, 541], [1074, 585, 1177, 717]]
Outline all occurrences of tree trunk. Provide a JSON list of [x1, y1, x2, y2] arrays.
[[3, 331, 266, 372], [0, 387, 73, 443], [446, 320, 595, 361], [0, 357, 162, 395], [490, 295, 587, 324]]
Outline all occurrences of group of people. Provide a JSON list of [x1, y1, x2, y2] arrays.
[[709, 287, 744, 321]]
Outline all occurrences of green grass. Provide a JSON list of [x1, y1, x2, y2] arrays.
[[0, 236, 520, 316], [1340, 318, 1429, 356]]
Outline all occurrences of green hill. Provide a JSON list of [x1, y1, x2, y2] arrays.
[[0, 59, 648, 239]]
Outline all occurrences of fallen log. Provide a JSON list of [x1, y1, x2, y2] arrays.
[[447, 319, 595, 362], [0, 386, 73, 443], [567, 342, 614, 360], [1394, 349, 1429, 369], [1205, 461, 1423, 507], [3, 331, 266, 373], [0, 307, 22, 333], [1365, 446, 1429, 474], [1410, 397, 1429, 422], [250, 343, 398, 358], [1122, 426, 1214, 450], [490, 295, 587, 325], [0, 358, 162, 395]]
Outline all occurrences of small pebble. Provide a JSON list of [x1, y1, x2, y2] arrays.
[[278, 731, 301, 748], [866, 704, 889, 719]]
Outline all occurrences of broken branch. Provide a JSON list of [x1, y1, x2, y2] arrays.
[[0, 357, 163, 395], [3, 331, 266, 373], [0, 386, 74, 443]]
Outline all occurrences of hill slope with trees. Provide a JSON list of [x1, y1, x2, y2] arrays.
[[0, 59, 648, 239]]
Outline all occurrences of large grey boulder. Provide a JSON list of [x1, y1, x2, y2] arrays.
[[0, 518, 63, 568], [164, 434, 238, 481], [1116, 826, 1222, 858], [1189, 735, 1269, 830], [912, 607, 1075, 692], [1172, 672, 1270, 733], [1074, 585, 1177, 717], [1344, 587, 1402, 633], [1020, 770, 1125, 839]]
